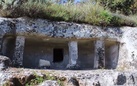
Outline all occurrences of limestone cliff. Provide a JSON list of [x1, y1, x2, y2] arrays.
[[0, 17, 136, 70], [0, 17, 137, 86]]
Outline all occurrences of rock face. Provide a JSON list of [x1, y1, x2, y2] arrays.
[[0, 55, 11, 70], [118, 27, 137, 70], [39, 80, 59, 86], [67, 77, 79, 86], [0, 17, 137, 86], [1, 68, 137, 86], [55, 70, 137, 86], [0, 17, 136, 70], [0, 17, 121, 39]]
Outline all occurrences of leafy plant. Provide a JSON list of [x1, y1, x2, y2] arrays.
[[99, 10, 113, 25]]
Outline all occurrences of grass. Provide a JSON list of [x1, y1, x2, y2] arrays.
[[0, 0, 137, 26]]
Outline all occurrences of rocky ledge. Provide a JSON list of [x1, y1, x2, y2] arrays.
[[0, 68, 137, 86], [0, 17, 122, 39]]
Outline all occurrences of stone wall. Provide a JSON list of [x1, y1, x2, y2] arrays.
[[78, 40, 95, 69], [105, 41, 119, 69], [23, 38, 69, 69]]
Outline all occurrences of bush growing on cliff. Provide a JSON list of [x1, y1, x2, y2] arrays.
[[0, 0, 137, 26]]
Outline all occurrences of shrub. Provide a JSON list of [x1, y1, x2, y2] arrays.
[[25, 73, 45, 86], [98, 0, 134, 15], [99, 10, 113, 25]]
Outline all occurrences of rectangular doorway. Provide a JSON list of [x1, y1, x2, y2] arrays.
[[53, 48, 63, 62]]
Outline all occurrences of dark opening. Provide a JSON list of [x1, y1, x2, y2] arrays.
[[53, 48, 63, 62], [2, 36, 16, 60]]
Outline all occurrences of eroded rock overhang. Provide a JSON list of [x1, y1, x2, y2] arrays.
[[0, 17, 122, 40], [0, 17, 137, 70]]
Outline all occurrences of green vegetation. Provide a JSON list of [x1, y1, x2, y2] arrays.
[[25, 74, 45, 86], [25, 72, 64, 86], [2, 72, 64, 86], [0, 0, 137, 26]]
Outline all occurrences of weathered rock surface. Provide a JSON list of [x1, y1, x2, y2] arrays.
[[67, 77, 79, 86], [54, 70, 137, 86], [118, 27, 137, 70], [0, 55, 11, 70], [0, 68, 137, 86], [66, 64, 80, 70], [0, 17, 121, 39], [0, 68, 35, 86], [0, 18, 137, 86], [38, 80, 60, 86], [0, 17, 136, 70]]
